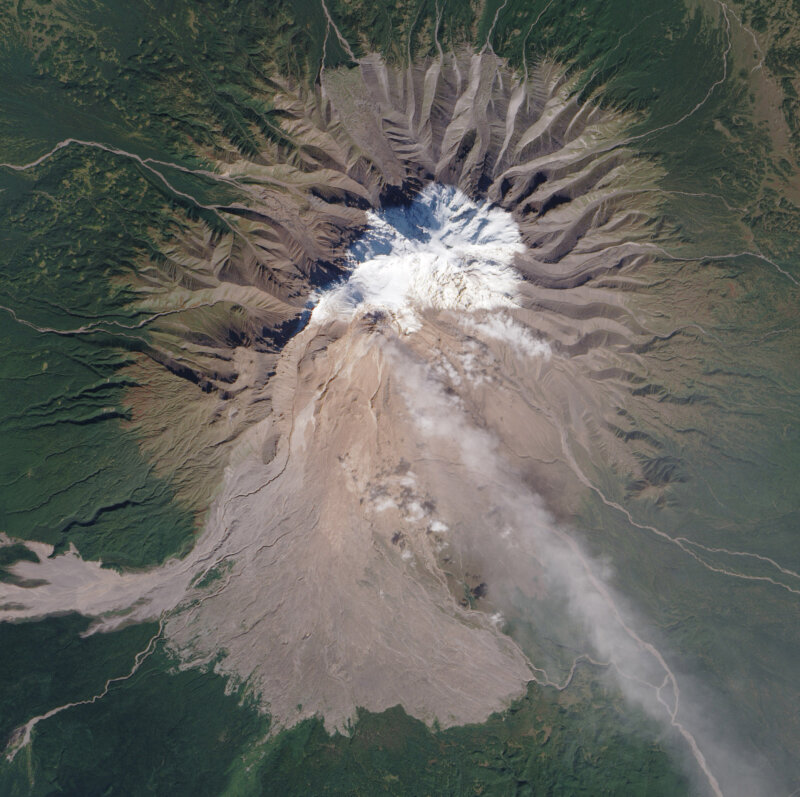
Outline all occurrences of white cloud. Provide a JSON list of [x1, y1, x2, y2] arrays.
[[461, 313, 552, 359]]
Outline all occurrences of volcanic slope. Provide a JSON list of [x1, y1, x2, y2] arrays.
[[2, 43, 799, 797], [105, 51, 664, 520]]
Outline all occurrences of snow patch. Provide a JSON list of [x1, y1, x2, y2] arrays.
[[312, 184, 524, 331]]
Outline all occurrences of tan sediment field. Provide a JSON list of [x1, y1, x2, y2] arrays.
[[0, 292, 664, 731], [1, 49, 721, 747]]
